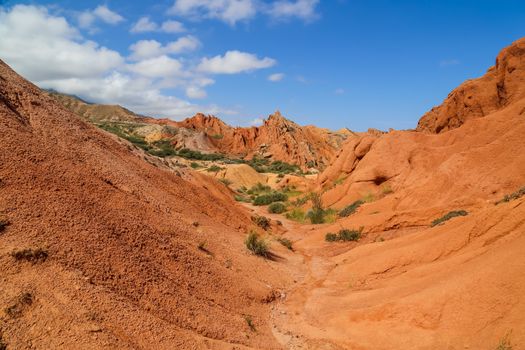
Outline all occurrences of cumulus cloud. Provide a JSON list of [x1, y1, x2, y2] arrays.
[[268, 73, 284, 82], [168, 0, 319, 24], [78, 5, 124, 30], [131, 16, 158, 33], [0, 5, 123, 81], [131, 17, 187, 34], [161, 20, 187, 33], [168, 0, 257, 25], [186, 86, 207, 99], [129, 36, 200, 59], [93, 5, 124, 24], [128, 55, 183, 78], [0, 5, 230, 119], [266, 0, 319, 21], [198, 50, 276, 74]]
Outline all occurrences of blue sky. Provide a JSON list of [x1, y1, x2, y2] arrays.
[[0, 0, 524, 130]]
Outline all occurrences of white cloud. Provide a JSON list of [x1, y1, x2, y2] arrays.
[[78, 5, 124, 30], [268, 73, 284, 82], [0, 5, 123, 81], [0, 5, 230, 119], [128, 55, 183, 77], [198, 50, 276, 74], [161, 20, 186, 33], [168, 0, 319, 24], [131, 17, 158, 33], [78, 11, 96, 29], [93, 5, 124, 24], [249, 117, 264, 126], [166, 36, 201, 53], [131, 17, 187, 34], [168, 0, 257, 25], [129, 36, 200, 59], [334, 88, 344, 95], [267, 0, 319, 21], [186, 86, 207, 99]]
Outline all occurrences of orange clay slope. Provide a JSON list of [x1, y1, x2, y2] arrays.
[[0, 59, 294, 350], [268, 37, 525, 349]]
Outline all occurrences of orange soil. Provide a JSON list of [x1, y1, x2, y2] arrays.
[[1, 37, 525, 350]]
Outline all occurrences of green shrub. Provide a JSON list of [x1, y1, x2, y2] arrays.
[[277, 237, 293, 250], [245, 231, 269, 257], [247, 183, 271, 195], [325, 233, 338, 242], [307, 193, 325, 224], [190, 162, 201, 169], [206, 165, 224, 172], [11, 249, 48, 264], [268, 202, 286, 214], [211, 134, 223, 139], [244, 315, 256, 331], [495, 332, 513, 350], [338, 228, 362, 241], [286, 208, 306, 222], [251, 215, 271, 230], [339, 200, 364, 217], [253, 192, 287, 206], [363, 192, 375, 203], [5, 292, 33, 318], [431, 210, 468, 227], [0, 219, 10, 232], [325, 227, 363, 242], [234, 195, 251, 203], [219, 178, 232, 186], [177, 148, 225, 161], [381, 184, 393, 195], [496, 186, 525, 205]]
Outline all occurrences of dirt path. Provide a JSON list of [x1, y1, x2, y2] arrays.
[[241, 202, 345, 349]]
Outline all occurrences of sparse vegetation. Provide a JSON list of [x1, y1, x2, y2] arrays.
[[234, 195, 251, 203], [431, 210, 468, 227], [190, 162, 202, 169], [177, 148, 225, 161], [219, 178, 232, 186], [5, 292, 33, 318], [253, 192, 287, 206], [0, 334, 6, 350], [245, 157, 301, 175], [381, 184, 393, 195], [277, 237, 293, 250], [306, 192, 327, 224], [495, 332, 513, 350], [339, 200, 364, 217], [244, 315, 256, 331], [11, 248, 48, 264], [245, 231, 269, 258], [334, 175, 348, 186], [325, 227, 364, 242], [251, 215, 271, 230], [496, 186, 525, 205], [362, 192, 375, 203], [211, 134, 224, 139], [268, 202, 286, 214], [285, 208, 306, 223], [206, 165, 224, 173], [0, 219, 9, 232]]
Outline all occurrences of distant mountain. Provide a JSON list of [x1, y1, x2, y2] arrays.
[[47, 91, 353, 170]]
